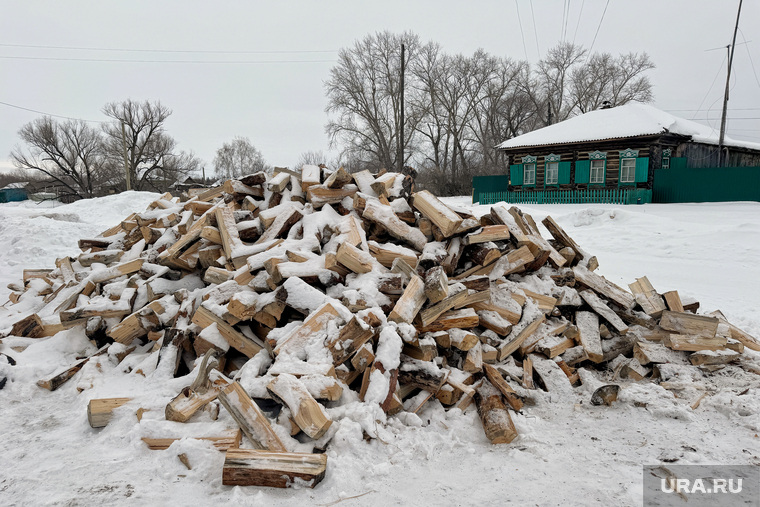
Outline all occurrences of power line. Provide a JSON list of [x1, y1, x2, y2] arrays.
[[0, 100, 104, 123], [587, 0, 609, 55], [665, 107, 760, 112], [738, 28, 760, 89], [692, 51, 727, 120], [0, 55, 336, 64], [572, 0, 585, 44], [514, 0, 529, 60], [0, 42, 338, 55], [529, 0, 540, 56], [563, 0, 571, 41]]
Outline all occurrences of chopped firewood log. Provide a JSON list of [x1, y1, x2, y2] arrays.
[[267, 374, 332, 439], [572, 265, 635, 310], [619, 358, 650, 381], [578, 290, 629, 334], [88, 397, 132, 428], [465, 243, 502, 267], [389, 275, 426, 324], [474, 380, 518, 444], [463, 342, 483, 373], [531, 356, 575, 395], [688, 350, 741, 366], [274, 302, 342, 356], [448, 328, 479, 351], [142, 429, 242, 451], [541, 215, 598, 270], [633, 340, 673, 365], [462, 225, 510, 245], [10, 313, 45, 338], [418, 289, 468, 327], [411, 190, 463, 238], [478, 310, 513, 336], [37, 344, 109, 391], [257, 205, 303, 244], [628, 277, 666, 318], [535, 334, 576, 358], [417, 308, 479, 334], [324, 166, 352, 189], [423, 266, 448, 303], [192, 306, 264, 358], [267, 172, 290, 192], [217, 381, 287, 451], [362, 199, 427, 251], [222, 449, 327, 488], [575, 311, 603, 363], [327, 316, 374, 365], [662, 290, 685, 312], [300, 164, 321, 191], [664, 334, 727, 352], [336, 242, 373, 274], [390, 257, 419, 281], [350, 343, 375, 373], [659, 311, 719, 338], [497, 315, 546, 361], [483, 364, 523, 411], [307, 186, 357, 208], [522, 356, 534, 389], [402, 338, 437, 361], [397, 357, 448, 392], [368, 241, 418, 268], [707, 310, 760, 351]]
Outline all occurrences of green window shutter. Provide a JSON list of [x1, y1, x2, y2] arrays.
[[575, 160, 590, 184], [510, 164, 523, 185], [635, 157, 649, 183], [558, 161, 571, 184]]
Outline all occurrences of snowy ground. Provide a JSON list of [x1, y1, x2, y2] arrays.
[[0, 194, 758, 506]]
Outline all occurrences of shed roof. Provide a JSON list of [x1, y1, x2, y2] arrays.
[[496, 103, 760, 152]]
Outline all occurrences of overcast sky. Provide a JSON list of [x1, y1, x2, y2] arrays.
[[1, 0, 758, 175]]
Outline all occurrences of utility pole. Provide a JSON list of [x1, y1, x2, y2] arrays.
[[120, 121, 132, 191], [718, 0, 743, 167], [398, 43, 405, 173], [547, 102, 552, 126]]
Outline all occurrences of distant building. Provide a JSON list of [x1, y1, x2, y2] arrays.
[[0, 182, 29, 203], [494, 103, 760, 197]]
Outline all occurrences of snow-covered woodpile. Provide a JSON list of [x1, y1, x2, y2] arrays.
[[3, 165, 759, 488]]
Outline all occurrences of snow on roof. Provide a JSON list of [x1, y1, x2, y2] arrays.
[[496, 103, 760, 152], [1, 182, 28, 190]]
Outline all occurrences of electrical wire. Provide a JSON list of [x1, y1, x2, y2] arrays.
[[0, 55, 336, 64], [529, 0, 540, 56], [0, 100, 104, 123], [738, 28, 760, 89], [587, 0, 609, 55], [514, 0, 529, 60], [692, 51, 727, 120], [572, 0, 585, 44], [0, 42, 337, 55]]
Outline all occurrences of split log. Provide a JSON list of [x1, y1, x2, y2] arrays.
[[497, 315, 546, 361], [142, 429, 242, 451], [87, 397, 132, 428], [222, 449, 327, 488], [575, 311, 603, 363], [397, 357, 448, 393], [217, 381, 287, 451], [192, 306, 265, 358], [327, 316, 374, 365], [274, 302, 341, 356], [362, 199, 427, 251], [37, 344, 109, 391], [628, 277, 666, 318], [411, 190, 463, 238], [336, 242, 373, 274], [462, 225, 510, 245], [267, 374, 332, 439], [417, 308, 479, 334], [483, 364, 523, 411], [707, 310, 760, 351], [474, 380, 518, 444], [388, 275, 426, 324], [659, 311, 719, 338], [423, 266, 448, 304], [662, 290, 685, 312], [572, 266, 635, 310], [578, 290, 629, 334], [664, 334, 727, 352]]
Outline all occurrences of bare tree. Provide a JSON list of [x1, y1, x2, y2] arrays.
[[325, 30, 422, 172], [571, 52, 655, 113], [101, 99, 188, 191], [295, 150, 328, 169], [213, 137, 268, 179], [10, 116, 105, 200]]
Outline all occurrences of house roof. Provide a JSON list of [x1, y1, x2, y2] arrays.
[[1, 182, 28, 190], [496, 103, 760, 152]]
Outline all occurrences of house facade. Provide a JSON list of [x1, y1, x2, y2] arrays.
[[491, 104, 760, 202]]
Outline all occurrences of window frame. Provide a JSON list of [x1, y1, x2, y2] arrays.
[[523, 163, 536, 186], [589, 159, 606, 184], [620, 157, 636, 184], [662, 148, 672, 169], [544, 154, 561, 186]]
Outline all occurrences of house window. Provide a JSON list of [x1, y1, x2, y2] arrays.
[[620, 158, 636, 183], [523, 163, 536, 185], [662, 148, 672, 169], [590, 160, 605, 184], [545, 162, 559, 185]]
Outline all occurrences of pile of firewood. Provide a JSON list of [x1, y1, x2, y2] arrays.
[[2, 165, 759, 488]]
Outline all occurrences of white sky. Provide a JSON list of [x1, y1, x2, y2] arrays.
[[1, 0, 758, 174]]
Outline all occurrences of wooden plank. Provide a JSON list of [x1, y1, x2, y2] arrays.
[[222, 449, 327, 488], [217, 381, 287, 451]]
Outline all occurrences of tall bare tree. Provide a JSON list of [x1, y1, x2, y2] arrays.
[[11, 117, 105, 200], [213, 136, 269, 179], [325, 31, 422, 172], [101, 99, 193, 191]]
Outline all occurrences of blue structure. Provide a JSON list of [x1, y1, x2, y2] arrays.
[[0, 183, 29, 203]]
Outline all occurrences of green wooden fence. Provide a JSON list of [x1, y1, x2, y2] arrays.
[[652, 165, 760, 203], [477, 188, 652, 205], [471, 175, 510, 204]]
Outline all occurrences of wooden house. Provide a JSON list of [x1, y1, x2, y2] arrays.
[[0, 182, 28, 203], [495, 103, 760, 196]]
